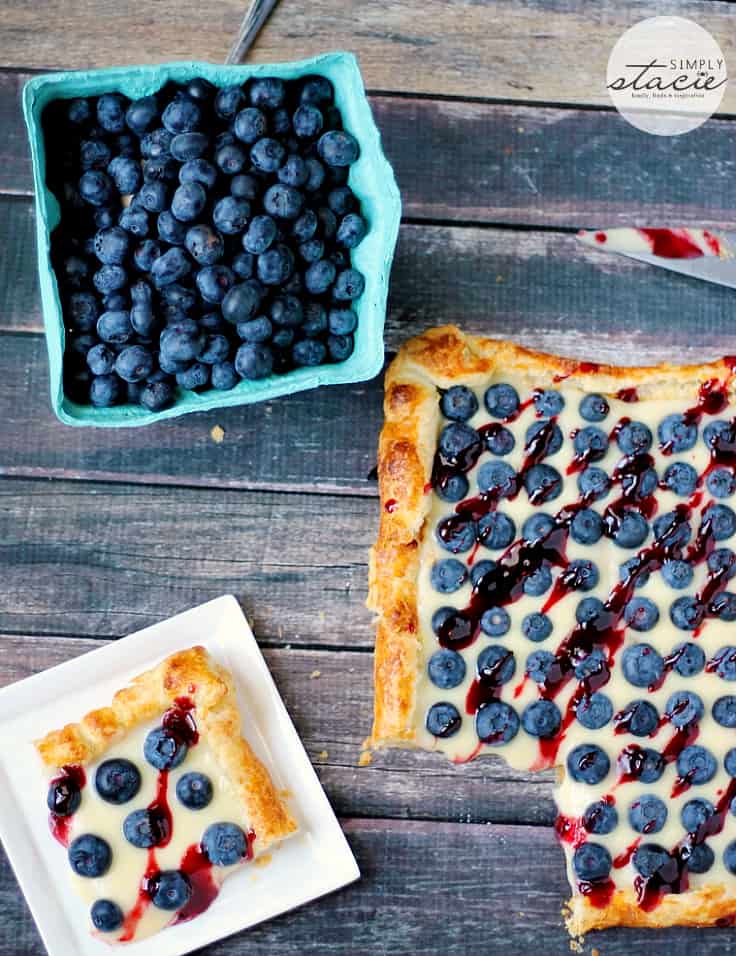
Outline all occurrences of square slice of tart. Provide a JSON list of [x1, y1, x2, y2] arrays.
[[37, 646, 297, 943], [367, 325, 736, 933]]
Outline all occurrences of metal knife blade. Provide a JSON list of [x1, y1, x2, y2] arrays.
[[577, 227, 736, 290]]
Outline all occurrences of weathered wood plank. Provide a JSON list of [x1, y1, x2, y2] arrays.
[[1, 0, 735, 110], [0, 480, 376, 645], [5, 71, 736, 229], [2, 814, 736, 955], [0, 633, 555, 826]]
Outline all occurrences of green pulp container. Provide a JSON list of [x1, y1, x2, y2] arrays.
[[23, 52, 401, 426]]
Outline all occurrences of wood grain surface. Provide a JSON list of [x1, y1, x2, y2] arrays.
[[1, 0, 735, 110]]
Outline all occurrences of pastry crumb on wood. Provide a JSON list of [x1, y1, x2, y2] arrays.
[[210, 424, 225, 443]]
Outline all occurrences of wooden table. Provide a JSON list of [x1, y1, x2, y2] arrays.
[[2, 2, 736, 953]]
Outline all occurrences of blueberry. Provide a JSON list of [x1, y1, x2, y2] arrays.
[[248, 137, 285, 174], [583, 800, 618, 835], [80, 138, 111, 171], [477, 644, 516, 683], [620, 562, 648, 593], [248, 76, 285, 109], [480, 429, 514, 461], [428, 559, 465, 595], [144, 726, 188, 770], [193, 265, 233, 306], [578, 466, 611, 501], [169, 182, 206, 223], [97, 310, 133, 344], [197, 335, 229, 366], [475, 701, 519, 745], [123, 808, 169, 848], [337, 213, 367, 249], [666, 690, 704, 728], [653, 512, 691, 548], [274, 155, 308, 189], [478, 462, 517, 499], [148, 869, 192, 910], [169, 131, 208, 162], [141, 128, 173, 160], [431, 606, 456, 637], [107, 156, 142, 197], [478, 512, 516, 550], [299, 158, 324, 194], [297, 304, 325, 338], [526, 420, 563, 457], [318, 130, 360, 167], [570, 508, 604, 546], [69, 834, 112, 878], [577, 693, 613, 730], [575, 597, 603, 625], [704, 419, 732, 449], [671, 641, 705, 678], [47, 774, 82, 816], [160, 282, 197, 314], [524, 463, 562, 503], [301, 260, 335, 297], [215, 85, 245, 120], [709, 548, 736, 580], [620, 699, 658, 736], [94, 207, 117, 231], [670, 596, 704, 631], [91, 899, 124, 932], [239, 217, 276, 258], [439, 386, 477, 423], [523, 565, 552, 597], [222, 284, 262, 328], [176, 772, 213, 810], [713, 592, 736, 621], [480, 607, 511, 637], [319, 308, 354, 339], [522, 513, 555, 544], [436, 474, 469, 504], [526, 649, 556, 684], [125, 95, 158, 134], [93, 758, 142, 805], [428, 649, 467, 689], [317, 206, 338, 238], [623, 597, 659, 632], [565, 558, 599, 591], [228, 175, 258, 204], [289, 211, 318, 246], [705, 503, 736, 541], [97, 93, 127, 133], [470, 560, 496, 587], [333, 268, 365, 301], [567, 744, 610, 784], [114, 346, 154, 383], [573, 843, 612, 882], [437, 422, 478, 465], [66, 97, 91, 125], [573, 426, 608, 463], [89, 374, 122, 407], [103, 292, 129, 312], [140, 380, 175, 411], [533, 389, 564, 417], [118, 208, 149, 238], [483, 383, 518, 419], [177, 362, 209, 390], [327, 333, 354, 362], [678, 745, 717, 785], [713, 646, 736, 681], [426, 702, 462, 738], [151, 247, 190, 288], [237, 316, 272, 343], [688, 844, 715, 874], [622, 643, 664, 688], [611, 509, 649, 549], [178, 159, 217, 191], [235, 343, 273, 380], [521, 612, 553, 642], [162, 95, 201, 134], [682, 798, 714, 832], [580, 393, 609, 422], [301, 76, 333, 105], [706, 467, 736, 499], [727, 749, 736, 777], [575, 648, 607, 680], [133, 239, 163, 274], [143, 156, 178, 183], [86, 343, 115, 376], [522, 700, 561, 739], [662, 461, 698, 497], [291, 339, 326, 366], [633, 843, 670, 879], [157, 210, 186, 245], [208, 361, 237, 390], [78, 169, 113, 207], [292, 104, 324, 139], [661, 558, 694, 591], [616, 421, 653, 455], [658, 413, 697, 452]]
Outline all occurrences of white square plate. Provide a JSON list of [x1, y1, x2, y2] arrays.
[[0, 595, 360, 956]]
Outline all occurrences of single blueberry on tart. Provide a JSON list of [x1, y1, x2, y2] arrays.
[[366, 325, 736, 935], [37, 646, 296, 943]]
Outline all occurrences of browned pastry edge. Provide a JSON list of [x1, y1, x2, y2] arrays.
[[365, 324, 736, 931], [35, 645, 297, 854]]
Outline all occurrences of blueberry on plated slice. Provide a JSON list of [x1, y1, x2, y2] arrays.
[[688, 844, 715, 874], [616, 420, 653, 455], [428, 648, 466, 690], [436, 474, 469, 505], [480, 606, 511, 637], [573, 843, 611, 882], [533, 389, 564, 417], [704, 504, 736, 541], [567, 744, 610, 785], [477, 644, 515, 683], [470, 560, 496, 588], [430, 558, 467, 594], [91, 899, 124, 933], [440, 386, 478, 423], [124, 808, 169, 848], [47, 776, 82, 816], [521, 700, 561, 739], [478, 512, 516, 550], [95, 758, 141, 804], [478, 461, 517, 498], [623, 596, 659, 632], [565, 558, 598, 591], [484, 383, 519, 419], [69, 834, 112, 878], [523, 464, 562, 503], [661, 559, 693, 590], [576, 693, 613, 730], [578, 466, 611, 502], [176, 772, 213, 810], [525, 649, 555, 684], [677, 745, 716, 785], [583, 800, 618, 835], [426, 702, 462, 738], [579, 393, 609, 422], [621, 643, 663, 688], [573, 426, 608, 463], [619, 699, 658, 736], [574, 648, 606, 681], [658, 413, 697, 452], [707, 467, 736, 499], [681, 798, 714, 833], [653, 512, 691, 548], [522, 513, 555, 545], [523, 565, 552, 597], [526, 420, 563, 457], [662, 461, 698, 497], [610, 510, 649, 549], [475, 701, 519, 745], [670, 596, 704, 631], [570, 508, 603, 546], [666, 690, 703, 728], [148, 870, 192, 910], [521, 612, 553, 643], [633, 844, 670, 879], [144, 726, 188, 770], [575, 597, 603, 625]]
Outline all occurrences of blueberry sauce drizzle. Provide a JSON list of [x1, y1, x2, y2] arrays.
[[174, 829, 256, 925], [48, 765, 86, 847]]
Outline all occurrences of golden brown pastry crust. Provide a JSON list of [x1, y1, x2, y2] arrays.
[[366, 324, 735, 750], [35, 646, 297, 853], [366, 325, 736, 932]]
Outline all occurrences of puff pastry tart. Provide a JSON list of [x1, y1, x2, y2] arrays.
[[37, 646, 296, 943], [367, 325, 736, 934]]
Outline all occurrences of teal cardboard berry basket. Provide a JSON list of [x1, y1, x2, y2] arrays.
[[22, 52, 401, 426]]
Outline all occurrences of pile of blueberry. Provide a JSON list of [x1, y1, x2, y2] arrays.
[[43, 73, 368, 411]]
